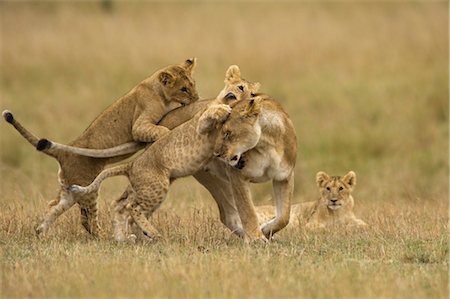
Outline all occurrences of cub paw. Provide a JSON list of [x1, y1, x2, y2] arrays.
[[69, 185, 84, 193], [212, 104, 232, 122]]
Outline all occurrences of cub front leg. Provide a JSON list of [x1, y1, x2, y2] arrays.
[[132, 112, 170, 142], [197, 104, 232, 134]]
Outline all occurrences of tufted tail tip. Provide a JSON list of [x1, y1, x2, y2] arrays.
[[2, 110, 14, 123], [36, 138, 52, 151]]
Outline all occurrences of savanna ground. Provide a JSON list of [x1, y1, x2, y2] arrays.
[[0, 2, 448, 298]]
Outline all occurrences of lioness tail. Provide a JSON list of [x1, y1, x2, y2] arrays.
[[2, 110, 57, 157], [37, 139, 145, 158]]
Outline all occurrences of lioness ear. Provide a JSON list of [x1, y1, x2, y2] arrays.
[[225, 65, 241, 83], [241, 98, 262, 118], [316, 171, 330, 188], [343, 171, 356, 188], [159, 71, 175, 87], [183, 58, 197, 74]]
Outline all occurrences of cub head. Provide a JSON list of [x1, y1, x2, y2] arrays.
[[158, 58, 199, 106], [214, 96, 264, 168], [316, 171, 356, 210], [217, 65, 260, 103]]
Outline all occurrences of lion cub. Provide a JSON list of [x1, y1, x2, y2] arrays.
[[2, 59, 199, 236], [256, 171, 366, 229]]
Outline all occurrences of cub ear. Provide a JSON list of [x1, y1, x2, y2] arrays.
[[183, 58, 197, 74], [225, 65, 241, 83], [316, 171, 330, 188], [249, 82, 261, 95], [343, 171, 356, 188], [241, 98, 262, 118], [159, 71, 175, 87]]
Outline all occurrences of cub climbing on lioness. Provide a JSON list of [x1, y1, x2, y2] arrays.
[[69, 91, 244, 242], [256, 171, 367, 229], [2, 59, 199, 236]]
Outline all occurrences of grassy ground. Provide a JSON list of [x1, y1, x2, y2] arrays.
[[0, 2, 448, 298]]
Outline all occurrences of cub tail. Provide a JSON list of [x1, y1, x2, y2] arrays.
[[69, 163, 131, 195]]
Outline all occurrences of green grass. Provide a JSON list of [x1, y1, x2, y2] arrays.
[[0, 2, 448, 298]]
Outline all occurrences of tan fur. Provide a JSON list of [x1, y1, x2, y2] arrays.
[[69, 92, 251, 242], [256, 171, 367, 229], [3, 59, 199, 236], [213, 94, 297, 239], [5, 65, 260, 240]]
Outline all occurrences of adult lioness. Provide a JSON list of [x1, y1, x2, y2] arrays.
[[213, 94, 297, 239], [256, 171, 367, 229], [2, 59, 199, 236], [69, 93, 241, 241]]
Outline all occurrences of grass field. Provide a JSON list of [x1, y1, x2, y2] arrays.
[[0, 2, 448, 298]]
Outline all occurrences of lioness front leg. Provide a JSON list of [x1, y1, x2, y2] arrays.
[[261, 171, 294, 239], [194, 169, 244, 237], [226, 167, 264, 242]]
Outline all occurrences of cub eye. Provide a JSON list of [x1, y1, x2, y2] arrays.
[[225, 92, 237, 100], [181, 87, 188, 93], [238, 85, 244, 92], [339, 186, 344, 191], [326, 187, 331, 191], [224, 131, 231, 138]]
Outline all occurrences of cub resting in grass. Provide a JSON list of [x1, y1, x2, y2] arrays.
[[2, 59, 199, 236], [256, 171, 367, 229], [69, 92, 241, 242]]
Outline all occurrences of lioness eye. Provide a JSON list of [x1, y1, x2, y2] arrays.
[[326, 187, 331, 191], [238, 85, 244, 91], [181, 87, 188, 93]]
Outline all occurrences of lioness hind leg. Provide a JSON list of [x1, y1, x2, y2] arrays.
[[194, 169, 244, 238], [36, 189, 76, 236]]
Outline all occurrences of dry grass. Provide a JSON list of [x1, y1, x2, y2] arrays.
[[0, 2, 448, 299]]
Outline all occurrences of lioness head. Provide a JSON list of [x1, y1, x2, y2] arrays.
[[316, 171, 356, 210], [218, 65, 261, 103], [214, 96, 264, 167], [158, 58, 199, 106]]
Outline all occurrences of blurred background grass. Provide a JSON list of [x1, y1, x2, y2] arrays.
[[1, 1, 447, 205], [0, 2, 448, 298]]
